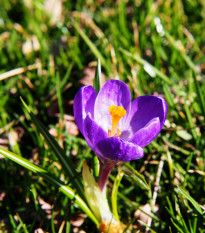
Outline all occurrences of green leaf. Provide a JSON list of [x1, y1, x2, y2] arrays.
[[94, 59, 102, 93], [122, 164, 150, 190], [20, 97, 85, 200], [175, 187, 203, 215], [0, 147, 99, 226]]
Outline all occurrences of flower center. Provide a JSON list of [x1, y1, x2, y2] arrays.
[[108, 105, 126, 137]]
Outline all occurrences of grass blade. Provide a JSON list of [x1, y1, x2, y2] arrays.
[[20, 97, 85, 200], [170, 219, 186, 233], [16, 213, 29, 233], [176, 187, 203, 215], [56, 72, 64, 121], [94, 59, 102, 94], [163, 84, 175, 108], [118, 0, 129, 39], [111, 164, 149, 221], [138, 220, 157, 233], [192, 71, 205, 118], [72, 21, 108, 72], [119, 48, 172, 84], [122, 164, 149, 190], [0, 147, 99, 226], [111, 169, 124, 221], [184, 102, 198, 142], [165, 31, 205, 117]]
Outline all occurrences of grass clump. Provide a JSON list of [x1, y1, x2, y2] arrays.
[[0, 0, 204, 232]]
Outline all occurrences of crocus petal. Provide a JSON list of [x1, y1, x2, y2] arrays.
[[96, 137, 144, 162], [129, 96, 168, 147], [94, 80, 131, 132], [83, 115, 107, 152], [73, 86, 97, 135], [130, 117, 161, 147]]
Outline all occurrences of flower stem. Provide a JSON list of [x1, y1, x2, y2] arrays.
[[98, 160, 115, 194]]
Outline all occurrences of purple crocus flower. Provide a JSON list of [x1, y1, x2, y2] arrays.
[[74, 80, 167, 191]]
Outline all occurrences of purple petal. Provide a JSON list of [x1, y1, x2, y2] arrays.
[[94, 80, 131, 132], [83, 115, 107, 152], [129, 96, 168, 147], [73, 86, 97, 135], [130, 117, 161, 147], [96, 137, 144, 162]]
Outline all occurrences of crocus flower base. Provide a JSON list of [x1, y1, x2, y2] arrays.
[[82, 162, 113, 222], [83, 162, 130, 233], [99, 221, 128, 233]]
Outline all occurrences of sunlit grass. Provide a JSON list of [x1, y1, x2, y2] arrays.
[[0, 0, 204, 232]]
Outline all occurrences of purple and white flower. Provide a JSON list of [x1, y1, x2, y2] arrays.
[[74, 79, 167, 191]]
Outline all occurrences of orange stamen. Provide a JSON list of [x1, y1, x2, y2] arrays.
[[109, 105, 126, 137]]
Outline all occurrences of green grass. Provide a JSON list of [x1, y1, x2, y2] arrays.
[[0, 0, 205, 232]]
